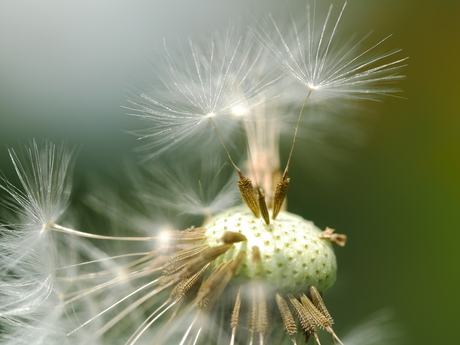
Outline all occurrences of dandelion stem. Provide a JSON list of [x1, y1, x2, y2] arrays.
[[284, 89, 312, 176], [209, 117, 261, 217], [272, 89, 312, 219], [209, 118, 240, 172]]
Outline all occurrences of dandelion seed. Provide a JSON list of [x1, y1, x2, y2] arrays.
[[0, 141, 117, 344], [0, 140, 75, 316], [126, 26, 279, 161], [253, 0, 407, 104], [249, 0, 407, 181]]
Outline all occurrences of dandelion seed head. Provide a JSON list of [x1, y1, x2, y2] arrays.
[[204, 206, 336, 293]]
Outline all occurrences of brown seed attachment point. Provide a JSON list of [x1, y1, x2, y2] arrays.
[[162, 244, 209, 276], [196, 262, 227, 310], [170, 265, 208, 299], [288, 294, 321, 344], [231, 287, 243, 329], [252, 245, 261, 264], [272, 171, 290, 219], [300, 294, 331, 330], [257, 187, 270, 225], [221, 231, 247, 244], [248, 284, 270, 337], [309, 286, 333, 324], [177, 244, 234, 280], [237, 170, 260, 218], [276, 294, 298, 343], [317, 227, 347, 247], [306, 287, 344, 345], [196, 251, 245, 311]]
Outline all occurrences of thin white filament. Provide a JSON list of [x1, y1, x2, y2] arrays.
[[124, 297, 174, 344], [126, 298, 179, 345], [92, 284, 174, 341], [179, 313, 199, 345], [191, 326, 203, 345], [64, 267, 159, 304], [50, 223, 176, 241], [66, 278, 166, 336], [54, 252, 153, 271]]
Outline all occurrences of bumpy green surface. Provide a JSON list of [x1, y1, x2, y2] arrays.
[[204, 206, 337, 293]]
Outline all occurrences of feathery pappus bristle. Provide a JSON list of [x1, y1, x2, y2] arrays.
[[253, 0, 407, 104], [126, 25, 280, 162]]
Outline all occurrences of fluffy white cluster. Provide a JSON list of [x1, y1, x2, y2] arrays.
[[0, 1, 405, 344], [127, 2, 406, 165]]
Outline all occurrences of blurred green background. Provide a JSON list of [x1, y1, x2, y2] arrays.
[[0, 0, 458, 344]]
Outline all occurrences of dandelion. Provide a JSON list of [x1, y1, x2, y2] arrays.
[[0, 2, 406, 344]]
